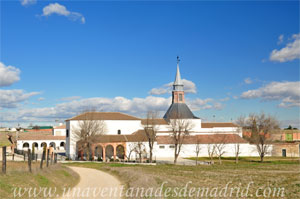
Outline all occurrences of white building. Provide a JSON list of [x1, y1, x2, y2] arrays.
[[17, 126, 66, 153], [66, 60, 260, 161]]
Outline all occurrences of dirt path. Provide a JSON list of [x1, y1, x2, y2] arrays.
[[61, 166, 123, 199]]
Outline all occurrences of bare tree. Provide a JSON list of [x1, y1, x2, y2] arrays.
[[134, 142, 146, 163], [73, 111, 106, 161], [234, 143, 240, 164], [194, 137, 201, 165], [169, 114, 194, 164], [125, 143, 136, 161], [237, 112, 279, 162], [214, 135, 227, 164], [207, 143, 216, 163], [143, 111, 159, 163]]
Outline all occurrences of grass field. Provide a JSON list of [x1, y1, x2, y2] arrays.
[[65, 157, 300, 199], [0, 131, 11, 147], [0, 161, 79, 199]]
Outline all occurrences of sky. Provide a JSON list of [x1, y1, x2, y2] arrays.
[[0, 0, 299, 128]]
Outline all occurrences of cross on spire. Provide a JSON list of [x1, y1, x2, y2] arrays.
[[177, 56, 180, 64]]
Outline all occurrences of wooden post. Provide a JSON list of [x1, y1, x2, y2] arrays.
[[28, 149, 32, 173], [23, 153, 26, 161], [40, 150, 45, 169], [54, 153, 57, 164], [2, 147, 6, 174], [46, 149, 50, 167], [50, 152, 53, 165]]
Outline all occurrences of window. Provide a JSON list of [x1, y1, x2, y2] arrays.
[[179, 94, 183, 101], [282, 149, 286, 157], [66, 129, 69, 137], [118, 130, 121, 135], [159, 145, 165, 149], [169, 145, 175, 149]]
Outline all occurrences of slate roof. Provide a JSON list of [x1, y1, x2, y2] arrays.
[[163, 103, 198, 120]]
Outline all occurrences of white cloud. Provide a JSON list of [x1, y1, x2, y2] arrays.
[[37, 97, 45, 101], [0, 89, 40, 108], [20, 0, 36, 6], [60, 96, 81, 101], [0, 62, 21, 87], [149, 79, 197, 95], [244, 77, 252, 84], [186, 98, 223, 111], [241, 81, 300, 107], [41, 3, 85, 24], [220, 97, 230, 102], [277, 34, 284, 45], [0, 95, 222, 123], [270, 33, 300, 62]]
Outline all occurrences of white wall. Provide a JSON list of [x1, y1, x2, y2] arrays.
[[153, 143, 271, 158], [17, 139, 66, 152], [53, 128, 66, 136]]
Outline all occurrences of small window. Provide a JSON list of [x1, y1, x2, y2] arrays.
[[282, 149, 286, 157], [159, 145, 165, 149], [118, 130, 121, 135], [66, 129, 69, 137], [169, 145, 175, 149], [179, 94, 183, 101]]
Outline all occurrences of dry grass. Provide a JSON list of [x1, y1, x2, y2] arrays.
[[0, 131, 11, 147], [65, 159, 300, 199], [0, 161, 79, 198]]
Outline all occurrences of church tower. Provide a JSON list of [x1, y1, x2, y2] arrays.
[[163, 57, 198, 120], [172, 56, 185, 104]]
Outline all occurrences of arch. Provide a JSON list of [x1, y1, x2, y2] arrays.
[[41, 142, 47, 148], [105, 145, 114, 160], [116, 145, 125, 159], [95, 145, 103, 161], [32, 142, 38, 150], [23, 142, 29, 149], [49, 142, 56, 149], [60, 142, 65, 147]]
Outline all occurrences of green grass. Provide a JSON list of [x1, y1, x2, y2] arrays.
[[187, 156, 300, 165], [64, 158, 300, 199], [0, 162, 79, 199]]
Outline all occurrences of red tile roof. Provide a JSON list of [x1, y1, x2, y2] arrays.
[[54, 125, 66, 129], [19, 134, 65, 141], [201, 123, 239, 128], [67, 112, 141, 121]]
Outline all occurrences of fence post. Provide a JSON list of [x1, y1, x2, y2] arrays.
[[46, 149, 50, 167], [2, 147, 6, 174], [23, 153, 25, 161], [54, 153, 57, 164], [28, 149, 32, 173], [50, 152, 53, 165], [40, 149, 45, 169]]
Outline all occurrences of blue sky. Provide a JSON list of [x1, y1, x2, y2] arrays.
[[0, 0, 299, 128]]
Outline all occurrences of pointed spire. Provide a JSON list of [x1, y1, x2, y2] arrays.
[[174, 56, 183, 86]]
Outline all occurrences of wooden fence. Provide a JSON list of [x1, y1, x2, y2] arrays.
[[1, 146, 58, 174]]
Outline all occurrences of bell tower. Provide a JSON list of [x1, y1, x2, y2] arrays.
[[172, 56, 185, 104]]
